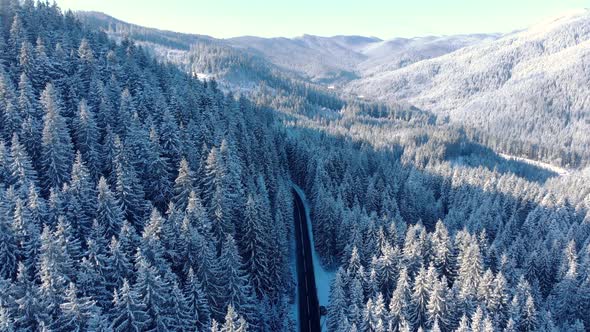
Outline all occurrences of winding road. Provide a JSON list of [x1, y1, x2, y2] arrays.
[[293, 189, 322, 332]]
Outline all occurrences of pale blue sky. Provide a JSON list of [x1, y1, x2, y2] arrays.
[[55, 0, 588, 39]]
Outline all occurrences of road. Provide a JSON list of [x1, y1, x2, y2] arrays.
[[293, 189, 322, 332]]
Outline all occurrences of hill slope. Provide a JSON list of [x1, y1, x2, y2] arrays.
[[346, 9, 590, 166]]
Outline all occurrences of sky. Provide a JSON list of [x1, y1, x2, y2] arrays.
[[54, 0, 588, 39]]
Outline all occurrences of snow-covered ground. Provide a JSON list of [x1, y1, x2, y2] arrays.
[[499, 153, 570, 176], [292, 184, 336, 327], [192, 72, 213, 81]]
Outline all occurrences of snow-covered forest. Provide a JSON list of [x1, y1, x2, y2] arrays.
[[1, 1, 590, 332], [0, 1, 295, 330]]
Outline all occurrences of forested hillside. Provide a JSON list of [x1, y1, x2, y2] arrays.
[[0, 1, 295, 330], [1, 2, 590, 332], [285, 106, 590, 331], [346, 10, 590, 168]]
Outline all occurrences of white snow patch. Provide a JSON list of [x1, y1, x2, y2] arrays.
[[192, 72, 213, 81], [499, 153, 571, 176], [292, 184, 336, 309]]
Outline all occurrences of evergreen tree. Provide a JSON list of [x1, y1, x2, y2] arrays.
[[240, 193, 272, 297], [216, 234, 256, 325], [110, 280, 149, 332], [409, 266, 430, 329], [40, 83, 74, 192], [68, 152, 96, 237], [133, 254, 172, 331], [0, 201, 18, 279], [52, 282, 99, 331], [73, 100, 100, 179], [327, 268, 348, 331], [96, 177, 125, 240], [220, 305, 249, 332], [184, 267, 212, 331], [114, 142, 148, 229], [172, 157, 194, 212], [427, 277, 451, 331]]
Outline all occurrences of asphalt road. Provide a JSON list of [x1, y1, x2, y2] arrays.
[[293, 189, 322, 332]]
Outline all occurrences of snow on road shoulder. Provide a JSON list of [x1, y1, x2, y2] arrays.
[[292, 184, 337, 309], [499, 153, 571, 176]]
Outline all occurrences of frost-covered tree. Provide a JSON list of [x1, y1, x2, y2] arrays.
[[110, 280, 149, 332], [40, 83, 74, 192]]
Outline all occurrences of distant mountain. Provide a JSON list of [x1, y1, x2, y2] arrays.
[[356, 34, 499, 76], [78, 12, 495, 87], [345, 9, 590, 166], [226, 34, 380, 84], [226, 33, 495, 84]]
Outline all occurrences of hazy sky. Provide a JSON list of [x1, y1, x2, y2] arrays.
[[55, 0, 588, 39]]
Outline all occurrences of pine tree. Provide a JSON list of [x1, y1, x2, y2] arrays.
[[240, 193, 272, 297], [0, 199, 18, 279], [520, 295, 538, 332], [143, 126, 171, 209], [388, 267, 410, 331], [471, 306, 484, 332], [0, 68, 17, 140], [431, 220, 455, 281], [38, 225, 71, 318], [107, 237, 132, 289], [52, 282, 99, 331], [216, 234, 256, 325], [184, 267, 212, 331], [409, 266, 430, 329], [68, 152, 96, 237], [220, 305, 249, 332], [327, 268, 348, 331], [0, 304, 14, 332], [73, 100, 100, 179], [17, 73, 42, 170], [110, 280, 149, 332], [427, 277, 450, 331], [158, 108, 181, 175], [376, 241, 400, 300], [140, 208, 170, 275], [32, 37, 54, 92], [172, 157, 194, 211], [456, 240, 483, 313], [8, 14, 26, 60], [77, 38, 95, 98], [133, 254, 172, 331], [114, 142, 148, 229], [40, 83, 74, 192], [76, 254, 112, 310], [167, 280, 193, 331], [455, 314, 470, 332], [12, 263, 49, 331], [96, 177, 125, 240]]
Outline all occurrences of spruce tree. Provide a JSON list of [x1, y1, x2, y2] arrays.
[[172, 157, 194, 212], [216, 234, 256, 325], [184, 267, 212, 331], [40, 83, 74, 192], [110, 280, 149, 332], [52, 282, 99, 331]]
